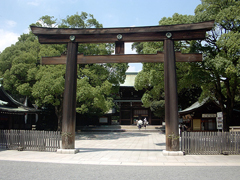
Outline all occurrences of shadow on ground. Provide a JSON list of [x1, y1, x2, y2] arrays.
[[0, 148, 7, 152], [76, 148, 164, 153], [155, 143, 166, 146], [75, 132, 155, 140]]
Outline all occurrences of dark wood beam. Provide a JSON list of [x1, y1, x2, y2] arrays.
[[31, 21, 214, 35], [35, 30, 207, 43], [115, 41, 124, 54], [31, 21, 214, 44], [61, 42, 78, 149], [41, 52, 202, 65], [164, 39, 179, 151]]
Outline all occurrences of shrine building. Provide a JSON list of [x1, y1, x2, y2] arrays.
[[114, 72, 162, 125]]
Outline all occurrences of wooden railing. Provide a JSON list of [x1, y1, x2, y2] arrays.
[[0, 130, 61, 152], [229, 126, 240, 132], [181, 132, 240, 155]]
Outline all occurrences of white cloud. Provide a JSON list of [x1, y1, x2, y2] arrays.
[[106, 14, 113, 19], [23, 28, 30, 34], [127, 63, 142, 72], [127, 64, 137, 72], [0, 30, 19, 52], [27, 0, 40, 6], [36, 20, 58, 28], [6, 20, 17, 28]]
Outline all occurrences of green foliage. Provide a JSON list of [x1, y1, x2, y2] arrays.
[[189, 0, 240, 131], [134, 63, 165, 118], [76, 76, 113, 114], [194, 0, 239, 24], [159, 13, 195, 25], [0, 12, 128, 129], [133, 13, 200, 117], [133, 1, 240, 130], [31, 15, 57, 27], [0, 33, 39, 95], [76, 62, 127, 115], [60, 12, 103, 28], [32, 65, 65, 107]]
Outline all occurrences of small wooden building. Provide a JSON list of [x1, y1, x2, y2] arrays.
[[179, 98, 240, 131], [0, 85, 40, 130], [114, 72, 162, 125]]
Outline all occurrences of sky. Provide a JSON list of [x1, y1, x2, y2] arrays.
[[0, 0, 201, 72]]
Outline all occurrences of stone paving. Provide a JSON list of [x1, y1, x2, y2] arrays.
[[0, 132, 240, 166]]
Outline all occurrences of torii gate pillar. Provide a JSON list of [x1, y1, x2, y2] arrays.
[[164, 39, 179, 151], [61, 42, 78, 151]]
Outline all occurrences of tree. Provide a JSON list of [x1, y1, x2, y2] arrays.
[[59, 12, 128, 118], [32, 65, 66, 130], [0, 12, 128, 130], [0, 30, 66, 130], [133, 1, 240, 131], [133, 13, 201, 118], [191, 0, 240, 131], [0, 33, 41, 97]]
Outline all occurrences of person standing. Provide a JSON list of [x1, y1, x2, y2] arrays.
[[143, 118, 148, 129], [137, 119, 143, 130]]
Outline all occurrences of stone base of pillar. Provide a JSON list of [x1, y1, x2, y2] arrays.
[[57, 149, 79, 154], [163, 150, 184, 156]]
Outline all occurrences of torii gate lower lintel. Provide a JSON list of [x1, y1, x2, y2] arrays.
[[31, 21, 214, 152], [41, 51, 202, 64]]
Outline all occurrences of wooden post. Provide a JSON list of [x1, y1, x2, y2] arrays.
[[62, 42, 78, 149], [115, 41, 124, 54], [164, 39, 179, 151], [115, 41, 124, 125]]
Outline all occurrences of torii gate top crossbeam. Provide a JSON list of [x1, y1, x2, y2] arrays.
[[31, 21, 214, 44]]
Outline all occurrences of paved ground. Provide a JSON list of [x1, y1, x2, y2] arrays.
[[1, 161, 240, 180], [0, 132, 240, 166]]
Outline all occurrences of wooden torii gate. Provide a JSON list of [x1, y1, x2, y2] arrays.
[[31, 21, 214, 153]]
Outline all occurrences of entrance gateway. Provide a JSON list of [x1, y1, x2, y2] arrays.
[[31, 21, 214, 153]]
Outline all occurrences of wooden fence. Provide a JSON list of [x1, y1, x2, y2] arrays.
[[181, 131, 240, 155], [0, 130, 61, 152]]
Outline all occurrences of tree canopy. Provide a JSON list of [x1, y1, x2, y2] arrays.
[[133, 13, 201, 117], [192, 0, 240, 131], [0, 12, 128, 130], [133, 0, 240, 131]]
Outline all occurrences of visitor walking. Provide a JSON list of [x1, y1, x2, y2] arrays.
[[143, 118, 148, 129], [137, 119, 143, 130]]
